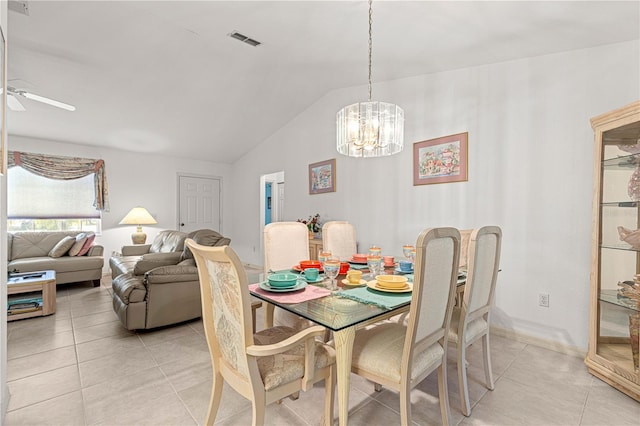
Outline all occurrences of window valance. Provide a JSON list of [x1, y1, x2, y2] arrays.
[[8, 151, 110, 211]]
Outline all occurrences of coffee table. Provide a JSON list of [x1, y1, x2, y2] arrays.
[[7, 270, 56, 321]]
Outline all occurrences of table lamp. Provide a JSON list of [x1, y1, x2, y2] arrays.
[[119, 207, 158, 244]]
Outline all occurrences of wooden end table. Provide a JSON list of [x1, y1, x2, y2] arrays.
[[7, 270, 57, 321]]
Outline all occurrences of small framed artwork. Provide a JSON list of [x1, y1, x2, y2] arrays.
[[309, 158, 336, 194], [413, 132, 468, 186]]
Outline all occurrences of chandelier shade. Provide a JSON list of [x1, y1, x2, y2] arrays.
[[336, 101, 404, 158], [335, 0, 405, 158]]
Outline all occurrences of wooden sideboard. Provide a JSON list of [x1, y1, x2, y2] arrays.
[[309, 238, 323, 260]]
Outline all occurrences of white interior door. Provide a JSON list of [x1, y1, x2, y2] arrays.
[[178, 175, 222, 234]]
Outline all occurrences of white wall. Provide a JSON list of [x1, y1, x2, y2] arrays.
[[7, 136, 234, 270], [231, 40, 640, 351]]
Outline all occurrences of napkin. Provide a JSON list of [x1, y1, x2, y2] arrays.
[[337, 286, 412, 310]]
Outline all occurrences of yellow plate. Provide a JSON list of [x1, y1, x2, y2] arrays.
[[341, 278, 367, 287], [367, 280, 413, 293]]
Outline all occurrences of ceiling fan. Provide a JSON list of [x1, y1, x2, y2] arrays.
[[4, 86, 76, 111]]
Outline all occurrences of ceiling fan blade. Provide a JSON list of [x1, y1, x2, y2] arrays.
[[7, 94, 26, 111], [20, 90, 76, 111]]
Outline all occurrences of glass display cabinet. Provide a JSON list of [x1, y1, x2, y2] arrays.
[[587, 100, 640, 401]]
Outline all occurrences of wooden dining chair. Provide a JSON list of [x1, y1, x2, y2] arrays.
[[447, 226, 502, 416], [350, 227, 461, 425], [263, 222, 314, 330], [458, 229, 473, 271], [186, 239, 336, 426], [322, 221, 357, 261]]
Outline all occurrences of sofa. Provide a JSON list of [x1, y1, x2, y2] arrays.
[[8, 231, 104, 286], [109, 229, 231, 330]]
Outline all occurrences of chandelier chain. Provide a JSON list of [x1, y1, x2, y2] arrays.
[[368, 0, 372, 102]]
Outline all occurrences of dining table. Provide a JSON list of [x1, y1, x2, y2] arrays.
[[248, 263, 466, 426]]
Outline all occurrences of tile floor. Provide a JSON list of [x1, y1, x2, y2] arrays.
[[4, 280, 640, 425]]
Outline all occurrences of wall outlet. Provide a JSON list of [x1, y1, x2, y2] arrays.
[[538, 292, 550, 308]]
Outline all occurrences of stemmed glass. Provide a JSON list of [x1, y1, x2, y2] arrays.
[[367, 255, 382, 280], [318, 251, 332, 269], [403, 245, 415, 263], [369, 245, 381, 257], [323, 258, 340, 292]]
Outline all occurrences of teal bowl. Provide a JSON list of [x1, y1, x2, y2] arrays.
[[268, 273, 298, 288]]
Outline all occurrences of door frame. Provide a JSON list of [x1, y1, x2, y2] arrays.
[[176, 172, 224, 234]]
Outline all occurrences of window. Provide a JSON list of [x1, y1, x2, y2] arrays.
[[7, 167, 101, 233]]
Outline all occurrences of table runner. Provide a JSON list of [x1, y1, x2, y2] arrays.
[[249, 283, 331, 304], [337, 286, 412, 310]]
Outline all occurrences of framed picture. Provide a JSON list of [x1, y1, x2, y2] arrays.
[[413, 132, 468, 186], [309, 158, 336, 194]]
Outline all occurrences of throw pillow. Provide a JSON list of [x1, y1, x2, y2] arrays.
[[68, 233, 88, 256], [76, 233, 96, 256], [48, 236, 76, 258]]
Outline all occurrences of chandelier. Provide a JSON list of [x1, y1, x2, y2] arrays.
[[336, 0, 404, 158]]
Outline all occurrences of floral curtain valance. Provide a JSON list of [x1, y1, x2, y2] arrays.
[[8, 151, 110, 211]]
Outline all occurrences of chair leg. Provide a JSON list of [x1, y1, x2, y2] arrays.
[[482, 333, 495, 390], [457, 343, 472, 417], [321, 366, 336, 426], [289, 391, 300, 401], [252, 395, 266, 426], [437, 362, 451, 426], [373, 383, 383, 392], [204, 372, 224, 426], [399, 382, 412, 426]]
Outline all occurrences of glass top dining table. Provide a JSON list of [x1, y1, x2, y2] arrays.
[[248, 265, 466, 426]]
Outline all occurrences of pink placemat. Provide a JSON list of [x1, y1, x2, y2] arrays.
[[249, 283, 331, 304]]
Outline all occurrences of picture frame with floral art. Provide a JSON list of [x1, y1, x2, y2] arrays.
[[413, 132, 468, 186], [309, 158, 336, 194]]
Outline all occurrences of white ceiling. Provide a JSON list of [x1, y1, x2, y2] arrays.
[[7, 1, 640, 164]]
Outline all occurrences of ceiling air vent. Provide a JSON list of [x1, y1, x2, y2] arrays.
[[228, 31, 261, 47], [9, 0, 29, 15]]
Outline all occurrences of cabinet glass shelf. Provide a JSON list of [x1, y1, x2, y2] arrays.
[[603, 154, 640, 169], [600, 289, 640, 312]]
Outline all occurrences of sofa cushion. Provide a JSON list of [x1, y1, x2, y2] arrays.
[[149, 230, 187, 254], [76, 233, 96, 256], [183, 229, 231, 260], [68, 233, 88, 256], [49, 236, 76, 258], [9, 255, 104, 273], [133, 252, 183, 275]]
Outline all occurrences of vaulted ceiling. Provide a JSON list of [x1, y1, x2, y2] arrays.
[[7, 1, 639, 163]]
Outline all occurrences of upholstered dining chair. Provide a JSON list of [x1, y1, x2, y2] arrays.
[[186, 240, 336, 426], [350, 227, 461, 425], [458, 229, 473, 270], [448, 226, 502, 416], [322, 221, 357, 261], [263, 222, 314, 330]]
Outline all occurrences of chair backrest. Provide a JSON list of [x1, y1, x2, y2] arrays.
[[458, 229, 473, 270], [186, 239, 256, 386], [462, 226, 502, 321], [263, 222, 310, 272], [322, 221, 357, 261], [404, 227, 460, 357]]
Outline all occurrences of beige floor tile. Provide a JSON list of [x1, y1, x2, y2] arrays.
[[469, 376, 586, 425], [215, 399, 310, 426], [580, 381, 640, 425], [71, 309, 119, 329], [8, 364, 81, 411], [7, 329, 75, 360], [4, 390, 85, 426], [346, 398, 411, 426], [159, 358, 212, 392], [82, 367, 177, 425], [76, 334, 145, 363], [73, 320, 136, 344], [70, 300, 114, 318], [137, 322, 200, 347], [7, 345, 77, 381], [78, 346, 156, 388], [145, 333, 210, 366], [178, 379, 252, 424], [88, 392, 197, 425], [8, 314, 73, 336]]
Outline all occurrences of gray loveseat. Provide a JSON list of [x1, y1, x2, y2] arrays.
[[8, 231, 104, 286], [109, 229, 230, 330]]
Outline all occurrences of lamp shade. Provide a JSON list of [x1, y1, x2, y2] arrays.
[[119, 207, 157, 225], [336, 101, 404, 158]]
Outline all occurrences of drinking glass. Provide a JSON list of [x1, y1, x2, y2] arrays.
[[367, 255, 382, 279], [369, 245, 381, 257], [323, 259, 340, 292], [402, 245, 415, 260], [318, 251, 332, 269]]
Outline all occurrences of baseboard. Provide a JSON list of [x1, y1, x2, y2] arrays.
[[490, 325, 587, 359]]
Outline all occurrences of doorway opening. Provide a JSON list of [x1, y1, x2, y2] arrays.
[[259, 171, 284, 260]]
